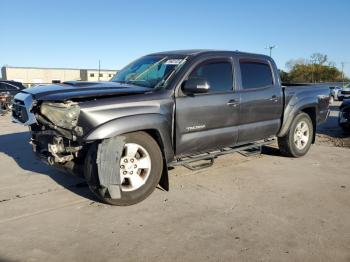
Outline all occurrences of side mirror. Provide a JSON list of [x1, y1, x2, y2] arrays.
[[182, 78, 210, 94]]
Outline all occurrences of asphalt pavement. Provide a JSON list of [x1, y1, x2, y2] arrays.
[[0, 109, 349, 262]]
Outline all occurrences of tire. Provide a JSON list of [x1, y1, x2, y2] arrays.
[[278, 112, 314, 157], [84, 132, 163, 206]]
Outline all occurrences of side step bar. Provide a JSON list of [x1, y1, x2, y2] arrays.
[[169, 138, 276, 171]]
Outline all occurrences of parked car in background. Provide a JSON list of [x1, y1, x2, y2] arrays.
[[338, 83, 350, 101], [329, 86, 342, 103], [0, 81, 25, 96], [339, 99, 350, 132], [0, 81, 25, 111], [12, 50, 330, 205], [0, 92, 12, 113]]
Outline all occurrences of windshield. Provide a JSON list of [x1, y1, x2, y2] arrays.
[[111, 55, 186, 89]]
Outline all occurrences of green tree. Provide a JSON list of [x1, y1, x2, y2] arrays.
[[279, 69, 291, 83], [283, 53, 345, 83]]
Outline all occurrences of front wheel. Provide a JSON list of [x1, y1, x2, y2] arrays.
[[84, 132, 163, 206], [278, 112, 314, 157]]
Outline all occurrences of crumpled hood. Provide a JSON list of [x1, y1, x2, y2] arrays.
[[22, 81, 152, 101]]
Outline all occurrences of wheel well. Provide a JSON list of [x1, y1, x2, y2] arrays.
[[301, 107, 316, 143], [142, 129, 169, 191], [143, 129, 164, 150]]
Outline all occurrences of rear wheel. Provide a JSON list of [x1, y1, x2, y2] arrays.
[[278, 112, 314, 157], [84, 132, 163, 206]]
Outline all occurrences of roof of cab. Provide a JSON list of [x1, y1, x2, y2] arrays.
[[148, 49, 269, 59], [149, 49, 212, 56]]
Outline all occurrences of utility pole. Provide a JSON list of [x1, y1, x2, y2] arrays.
[[311, 58, 316, 83], [265, 45, 276, 57], [98, 60, 101, 82], [341, 62, 348, 86]]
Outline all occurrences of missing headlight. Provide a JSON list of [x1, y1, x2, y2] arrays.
[[40, 101, 80, 129]]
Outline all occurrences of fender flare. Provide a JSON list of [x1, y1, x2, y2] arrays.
[[278, 97, 318, 137], [84, 114, 174, 163]]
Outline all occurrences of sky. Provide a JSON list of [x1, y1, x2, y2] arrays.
[[1, 0, 350, 77]]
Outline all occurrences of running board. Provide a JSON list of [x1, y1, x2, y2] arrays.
[[170, 138, 275, 171], [238, 146, 262, 157]]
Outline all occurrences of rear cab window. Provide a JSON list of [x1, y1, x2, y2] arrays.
[[239, 60, 274, 89]]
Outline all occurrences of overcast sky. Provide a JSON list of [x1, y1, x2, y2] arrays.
[[1, 0, 349, 77]]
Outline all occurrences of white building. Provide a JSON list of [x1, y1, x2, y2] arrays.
[[1, 66, 118, 86]]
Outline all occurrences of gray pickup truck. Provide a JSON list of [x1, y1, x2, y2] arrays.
[[12, 50, 330, 205]]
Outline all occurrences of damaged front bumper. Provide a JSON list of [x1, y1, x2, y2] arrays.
[[30, 130, 85, 177], [12, 93, 86, 176]]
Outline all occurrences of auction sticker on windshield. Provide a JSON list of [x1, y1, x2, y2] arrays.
[[164, 59, 184, 65]]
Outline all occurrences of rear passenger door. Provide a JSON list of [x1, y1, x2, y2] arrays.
[[236, 58, 283, 143], [175, 57, 240, 156]]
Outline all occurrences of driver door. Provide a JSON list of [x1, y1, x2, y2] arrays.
[[175, 57, 240, 156]]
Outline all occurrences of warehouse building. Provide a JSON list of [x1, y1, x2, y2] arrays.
[[1, 66, 118, 86], [80, 69, 117, 82]]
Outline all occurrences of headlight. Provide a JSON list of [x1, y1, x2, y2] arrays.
[[40, 102, 80, 129]]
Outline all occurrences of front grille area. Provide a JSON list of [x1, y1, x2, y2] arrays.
[[14, 99, 25, 105], [12, 103, 28, 123], [11, 93, 37, 125], [341, 90, 350, 95]]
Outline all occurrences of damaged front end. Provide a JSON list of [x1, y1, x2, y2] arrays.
[[12, 94, 86, 176]]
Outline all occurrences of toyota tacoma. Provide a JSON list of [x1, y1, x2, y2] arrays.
[[12, 50, 330, 205]]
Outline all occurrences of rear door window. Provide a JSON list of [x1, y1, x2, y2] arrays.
[[240, 61, 273, 89]]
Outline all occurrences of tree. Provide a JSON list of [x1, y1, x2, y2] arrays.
[[285, 58, 307, 71], [310, 53, 327, 66], [279, 70, 291, 83], [282, 53, 345, 83]]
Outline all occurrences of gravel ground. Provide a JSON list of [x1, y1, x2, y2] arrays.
[[317, 101, 350, 148], [0, 109, 349, 262]]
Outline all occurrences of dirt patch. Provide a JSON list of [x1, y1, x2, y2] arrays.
[[316, 133, 350, 148], [316, 102, 350, 148]]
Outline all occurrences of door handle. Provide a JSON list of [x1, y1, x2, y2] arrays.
[[269, 95, 278, 102], [227, 99, 239, 107]]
